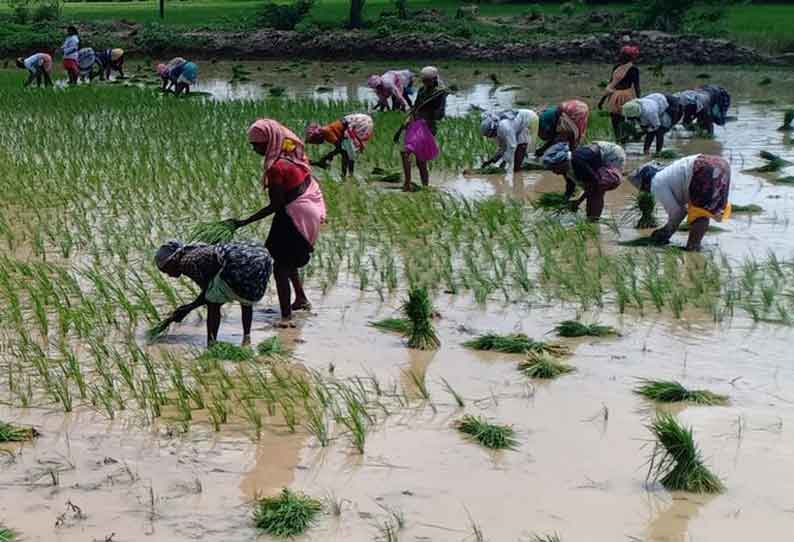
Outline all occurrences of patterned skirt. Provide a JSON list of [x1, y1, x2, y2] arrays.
[[688, 155, 732, 223], [606, 88, 636, 115], [206, 241, 273, 305]]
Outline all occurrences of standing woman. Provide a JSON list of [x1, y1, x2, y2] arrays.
[[542, 141, 625, 221], [94, 48, 126, 80], [598, 45, 641, 143], [368, 69, 414, 111], [305, 113, 374, 178], [622, 93, 683, 154], [16, 53, 53, 87], [399, 66, 447, 192], [535, 99, 590, 158], [61, 25, 80, 85], [479, 109, 539, 174], [629, 155, 731, 251], [230, 120, 326, 327]]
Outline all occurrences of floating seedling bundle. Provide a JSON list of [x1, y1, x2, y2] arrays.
[[463, 333, 569, 356], [634, 379, 728, 405], [402, 288, 440, 350], [533, 192, 570, 211], [253, 488, 323, 537], [199, 342, 254, 362], [731, 203, 763, 214], [646, 413, 724, 493], [369, 318, 411, 334], [554, 320, 617, 338], [518, 352, 575, 379], [0, 420, 39, 442], [455, 414, 517, 450]]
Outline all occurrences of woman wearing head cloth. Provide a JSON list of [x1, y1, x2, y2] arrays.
[[629, 154, 731, 251], [154, 240, 272, 346], [61, 25, 80, 85], [77, 47, 96, 82], [228, 119, 326, 327], [622, 93, 683, 154], [480, 109, 539, 175], [157, 57, 186, 92], [16, 53, 53, 87], [598, 45, 641, 143], [94, 48, 126, 80], [368, 69, 414, 111], [305, 113, 374, 178], [535, 99, 590, 158], [698, 84, 731, 135], [542, 141, 625, 220], [398, 66, 448, 191]]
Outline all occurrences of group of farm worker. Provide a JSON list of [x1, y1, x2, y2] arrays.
[[599, 45, 731, 152], [16, 26, 125, 87]]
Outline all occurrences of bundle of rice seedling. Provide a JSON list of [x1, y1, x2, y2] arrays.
[[554, 320, 617, 337], [634, 379, 728, 405], [369, 167, 402, 183], [146, 318, 172, 341], [749, 150, 791, 173], [634, 192, 658, 228], [200, 341, 254, 361], [369, 318, 411, 334], [618, 236, 667, 247], [402, 288, 440, 350], [463, 333, 569, 356], [778, 110, 794, 132], [268, 86, 286, 97], [518, 352, 575, 379], [759, 77, 772, 86], [731, 203, 763, 214], [774, 176, 794, 185], [0, 420, 39, 442], [257, 336, 290, 357], [455, 415, 517, 450], [253, 488, 323, 537], [0, 527, 14, 542], [655, 149, 680, 160], [465, 165, 504, 175], [187, 220, 237, 244], [533, 192, 570, 210], [520, 161, 546, 172], [647, 413, 724, 493]]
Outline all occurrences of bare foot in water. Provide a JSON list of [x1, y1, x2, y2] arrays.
[[241, 334, 251, 347], [291, 299, 312, 311], [275, 317, 297, 329]]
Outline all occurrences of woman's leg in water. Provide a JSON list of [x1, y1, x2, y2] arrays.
[[417, 159, 429, 186], [686, 217, 709, 251], [610, 114, 623, 142], [273, 261, 293, 323], [241, 304, 253, 345], [514, 143, 528, 172], [401, 151, 413, 191], [585, 185, 606, 221], [290, 269, 311, 310], [206, 303, 222, 346]]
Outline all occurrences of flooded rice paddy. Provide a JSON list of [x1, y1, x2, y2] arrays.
[[1, 61, 794, 541]]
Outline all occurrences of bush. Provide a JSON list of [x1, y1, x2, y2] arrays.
[[635, 0, 729, 33], [32, 1, 61, 22], [560, 1, 576, 16], [11, 4, 30, 23], [258, 0, 314, 31]]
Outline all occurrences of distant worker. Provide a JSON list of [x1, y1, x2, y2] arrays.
[[16, 53, 53, 87], [479, 109, 539, 174], [622, 93, 683, 154], [698, 85, 731, 136], [543, 141, 625, 221], [158, 57, 197, 94], [154, 240, 272, 347], [77, 47, 96, 82], [94, 48, 126, 80], [535, 99, 590, 157], [368, 69, 414, 111], [61, 25, 80, 85], [630, 154, 731, 251], [598, 45, 641, 142], [305, 113, 374, 178]]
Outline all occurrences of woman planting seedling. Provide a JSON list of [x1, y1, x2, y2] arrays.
[[16, 53, 53, 87], [534, 99, 590, 158], [368, 69, 414, 111], [629, 155, 731, 251], [479, 108, 539, 177], [153, 240, 272, 346], [542, 141, 625, 221], [228, 119, 326, 327], [622, 93, 683, 154], [305, 113, 374, 178]]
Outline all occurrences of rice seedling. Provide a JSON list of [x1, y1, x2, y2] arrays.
[[633, 191, 659, 229], [187, 220, 237, 244], [731, 203, 763, 214], [646, 413, 724, 493], [554, 320, 617, 337], [0, 527, 14, 542], [440, 377, 465, 407], [455, 415, 518, 450], [199, 342, 254, 362], [749, 150, 791, 173], [518, 352, 575, 379], [530, 534, 561, 542], [145, 319, 172, 341], [618, 236, 668, 247], [533, 192, 570, 211], [463, 333, 569, 356], [778, 110, 794, 132], [655, 149, 680, 160], [253, 488, 323, 537], [634, 379, 728, 405], [0, 420, 39, 442], [369, 318, 411, 334], [402, 288, 440, 350], [256, 336, 290, 357]]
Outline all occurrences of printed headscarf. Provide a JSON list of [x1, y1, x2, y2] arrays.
[[480, 112, 499, 137], [367, 74, 382, 88], [542, 142, 571, 168], [155, 240, 184, 271], [304, 122, 323, 143], [246, 119, 308, 172], [630, 162, 666, 191], [620, 45, 640, 60], [622, 99, 642, 119]]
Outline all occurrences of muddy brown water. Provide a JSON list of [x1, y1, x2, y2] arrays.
[[3, 62, 794, 541]]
